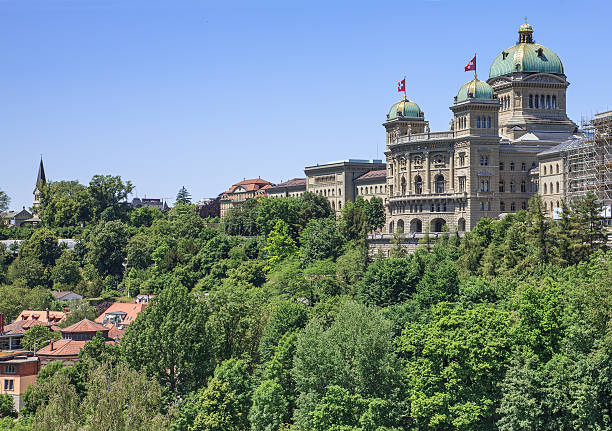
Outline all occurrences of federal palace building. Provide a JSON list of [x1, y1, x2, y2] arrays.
[[220, 20, 612, 235]]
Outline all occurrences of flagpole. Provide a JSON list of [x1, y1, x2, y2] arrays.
[[403, 75, 406, 101], [474, 52, 477, 80]]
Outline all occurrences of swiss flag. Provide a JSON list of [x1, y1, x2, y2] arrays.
[[465, 56, 476, 72], [397, 79, 405, 92]]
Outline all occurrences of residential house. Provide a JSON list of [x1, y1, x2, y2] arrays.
[[0, 351, 39, 412], [94, 302, 146, 330], [36, 319, 114, 366], [51, 291, 84, 302]]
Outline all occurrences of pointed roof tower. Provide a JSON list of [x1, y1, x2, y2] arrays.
[[36, 157, 46, 190]]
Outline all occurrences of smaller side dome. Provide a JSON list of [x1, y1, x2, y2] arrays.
[[387, 100, 423, 120], [456, 77, 493, 102]]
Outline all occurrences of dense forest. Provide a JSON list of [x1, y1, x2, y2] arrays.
[[0, 176, 610, 431]]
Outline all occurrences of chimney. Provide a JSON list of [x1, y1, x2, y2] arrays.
[[49, 340, 54, 351], [46, 308, 49, 321], [0, 313, 4, 335]]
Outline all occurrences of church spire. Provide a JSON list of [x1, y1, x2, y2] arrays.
[[36, 157, 46, 189]]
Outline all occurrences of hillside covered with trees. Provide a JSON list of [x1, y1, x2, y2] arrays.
[[0, 176, 610, 431]]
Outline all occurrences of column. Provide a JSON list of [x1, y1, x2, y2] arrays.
[[407, 154, 412, 195], [425, 152, 431, 193], [449, 150, 455, 192]]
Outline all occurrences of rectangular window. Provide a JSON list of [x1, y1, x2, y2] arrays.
[[458, 177, 466, 192], [4, 366, 15, 374], [459, 153, 465, 166], [4, 379, 14, 391]]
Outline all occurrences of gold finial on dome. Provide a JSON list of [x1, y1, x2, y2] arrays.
[[518, 17, 534, 43], [525, 15, 527, 24]]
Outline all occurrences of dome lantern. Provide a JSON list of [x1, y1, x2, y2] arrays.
[[518, 16, 533, 43]]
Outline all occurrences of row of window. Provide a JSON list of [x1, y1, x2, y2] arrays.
[[543, 182, 561, 194], [542, 163, 560, 175], [4, 379, 14, 391], [358, 185, 388, 195], [399, 174, 446, 195], [500, 95, 511, 111], [498, 201, 527, 212], [529, 94, 557, 109], [497, 180, 528, 193], [456, 116, 493, 129], [315, 188, 342, 197]]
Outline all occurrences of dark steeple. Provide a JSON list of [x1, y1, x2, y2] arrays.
[[36, 158, 46, 189]]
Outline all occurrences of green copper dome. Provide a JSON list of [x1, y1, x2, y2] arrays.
[[456, 77, 493, 102], [489, 21, 564, 79], [387, 100, 423, 120]]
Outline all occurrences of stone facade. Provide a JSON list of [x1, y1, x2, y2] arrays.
[[304, 160, 385, 212], [219, 178, 272, 217]]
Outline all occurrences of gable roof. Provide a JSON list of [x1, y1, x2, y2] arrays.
[[61, 319, 108, 333], [16, 310, 66, 324], [226, 178, 272, 194], [94, 302, 146, 326], [51, 291, 81, 300]]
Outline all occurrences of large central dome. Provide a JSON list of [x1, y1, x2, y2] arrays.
[[489, 21, 564, 79]]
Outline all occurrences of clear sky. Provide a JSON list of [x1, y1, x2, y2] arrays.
[[2, 0, 611, 210]]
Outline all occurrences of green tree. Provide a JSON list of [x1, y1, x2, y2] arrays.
[[175, 186, 192, 205], [249, 380, 289, 431], [0, 286, 53, 321], [526, 194, 553, 264], [364, 197, 385, 232], [129, 206, 163, 228], [258, 301, 308, 363], [0, 393, 15, 418], [85, 220, 128, 279], [21, 324, 60, 351], [88, 174, 133, 220], [51, 251, 82, 287], [38, 180, 92, 227], [0, 189, 10, 213], [570, 191, 607, 260], [299, 217, 344, 266], [359, 257, 422, 307], [263, 220, 297, 270], [339, 199, 368, 242], [293, 301, 398, 429], [121, 282, 215, 394], [125, 232, 153, 270], [224, 198, 260, 236], [18, 228, 62, 267], [396, 303, 513, 431], [192, 359, 251, 431]]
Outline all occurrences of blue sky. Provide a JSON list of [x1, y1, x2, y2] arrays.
[[2, 0, 611, 210]]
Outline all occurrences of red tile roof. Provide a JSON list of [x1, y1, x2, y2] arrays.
[[226, 178, 272, 194], [16, 310, 66, 324], [3, 319, 54, 336], [94, 302, 146, 326], [354, 169, 387, 181], [61, 319, 108, 334], [36, 338, 115, 357], [106, 325, 124, 341]]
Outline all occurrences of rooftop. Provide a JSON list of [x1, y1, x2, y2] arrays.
[[354, 169, 387, 181], [61, 319, 108, 334], [94, 302, 146, 326]]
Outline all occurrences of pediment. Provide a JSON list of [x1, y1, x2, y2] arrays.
[[523, 73, 565, 84]]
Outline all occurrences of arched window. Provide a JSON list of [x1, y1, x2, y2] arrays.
[[458, 218, 466, 232], [435, 174, 445, 193], [556, 201, 559, 208], [544, 166, 547, 175], [550, 182, 554, 194], [511, 202, 516, 211], [388, 221, 394, 234], [338, 202, 341, 210], [480, 201, 484, 211], [522, 201, 527, 210], [414, 176, 422, 195], [510, 162, 515, 171], [410, 219, 422, 233], [540, 95, 545, 108], [535, 94, 539, 108], [556, 182, 559, 193], [546, 95, 551, 109], [510, 181, 516, 192], [529, 94, 533, 108], [401, 177, 407, 195], [499, 180, 505, 192], [552, 95, 557, 109], [500, 201, 505, 211], [397, 219, 404, 233], [480, 155, 488, 166], [544, 183, 548, 194], [331, 201, 335, 210], [550, 201, 554, 211], [556, 164, 559, 174], [500, 162, 504, 171], [477, 116, 481, 128], [487, 116, 491, 128], [480, 179, 490, 192], [521, 181, 526, 192], [521, 162, 526, 171]]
